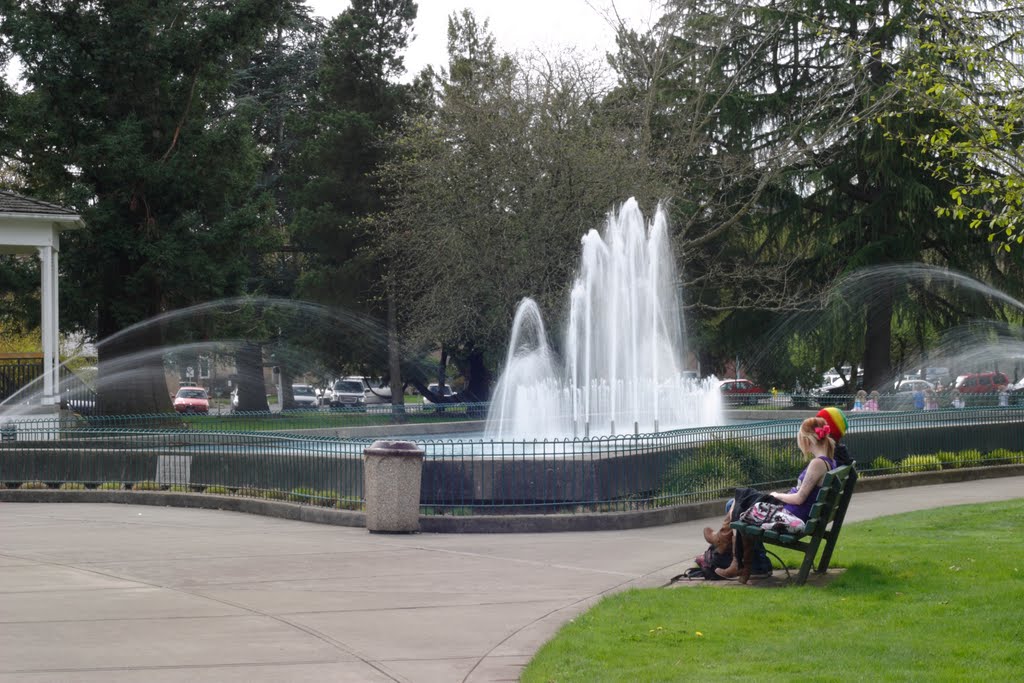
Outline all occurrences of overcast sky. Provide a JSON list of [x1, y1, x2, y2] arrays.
[[4, 1, 658, 88], [307, 0, 659, 78]]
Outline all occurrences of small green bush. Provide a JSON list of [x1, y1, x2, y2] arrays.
[[954, 450, 984, 468], [19, 480, 50, 489], [235, 487, 263, 498], [59, 482, 86, 490], [988, 448, 1024, 464], [660, 447, 745, 501], [132, 480, 163, 491], [260, 489, 289, 500], [899, 455, 942, 473], [287, 487, 316, 502], [167, 484, 190, 492], [96, 482, 124, 490], [203, 485, 230, 495], [286, 488, 337, 505], [335, 497, 363, 511], [870, 456, 896, 472]]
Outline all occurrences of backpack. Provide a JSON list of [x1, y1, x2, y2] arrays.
[[672, 543, 734, 582]]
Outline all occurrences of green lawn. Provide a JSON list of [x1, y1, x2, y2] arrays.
[[523, 499, 1024, 682]]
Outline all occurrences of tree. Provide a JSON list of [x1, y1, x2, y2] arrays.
[[883, 0, 1024, 252], [379, 11, 659, 400], [0, 0, 292, 413], [631, 0, 1012, 392]]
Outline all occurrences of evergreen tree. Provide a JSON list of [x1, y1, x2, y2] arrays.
[[0, 0, 291, 413]]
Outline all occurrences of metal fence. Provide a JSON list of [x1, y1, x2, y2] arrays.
[[2, 404, 1022, 515]]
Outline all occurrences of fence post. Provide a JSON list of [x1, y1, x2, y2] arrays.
[[363, 440, 424, 533]]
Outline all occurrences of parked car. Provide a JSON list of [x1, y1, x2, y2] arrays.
[[329, 378, 366, 408], [893, 379, 934, 394], [954, 372, 1010, 394], [363, 387, 392, 406], [173, 386, 209, 414], [718, 379, 762, 405], [290, 384, 319, 409], [422, 383, 455, 404]]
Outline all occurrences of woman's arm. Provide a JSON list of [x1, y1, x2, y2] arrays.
[[770, 457, 828, 505]]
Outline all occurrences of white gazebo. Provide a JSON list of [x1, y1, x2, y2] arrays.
[[0, 190, 84, 408]]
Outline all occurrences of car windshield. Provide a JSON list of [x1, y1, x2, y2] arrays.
[[178, 389, 206, 399], [334, 381, 363, 393], [293, 386, 315, 396]]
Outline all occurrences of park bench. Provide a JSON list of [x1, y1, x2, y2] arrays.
[[730, 463, 858, 585]]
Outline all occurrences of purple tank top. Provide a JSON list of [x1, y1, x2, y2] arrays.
[[783, 456, 836, 521]]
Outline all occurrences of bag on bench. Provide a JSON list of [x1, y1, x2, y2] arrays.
[[739, 501, 806, 535]]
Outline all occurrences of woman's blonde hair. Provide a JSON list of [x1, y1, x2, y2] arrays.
[[798, 416, 835, 459]]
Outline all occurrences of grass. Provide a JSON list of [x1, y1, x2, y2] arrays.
[[522, 499, 1024, 682], [178, 404, 479, 432]]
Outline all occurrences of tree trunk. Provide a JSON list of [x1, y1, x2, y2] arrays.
[[862, 283, 893, 393], [461, 347, 490, 405], [387, 283, 406, 422], [236, 341, 269, 412], [96, 305, 172, 415]]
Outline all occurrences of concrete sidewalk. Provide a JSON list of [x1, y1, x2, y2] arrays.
[[2, 476, 1022, 683]]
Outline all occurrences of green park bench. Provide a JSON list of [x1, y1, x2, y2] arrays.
[[731, 463, 858, 585]]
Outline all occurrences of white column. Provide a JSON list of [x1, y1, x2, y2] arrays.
[[51, 245, 60, 404], [38, 242, 60, 406]]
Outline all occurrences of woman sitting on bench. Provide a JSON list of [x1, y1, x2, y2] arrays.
[[715, 413, 840, 581]]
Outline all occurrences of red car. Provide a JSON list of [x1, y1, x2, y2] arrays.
[[954, 372, 1009, 395], [719, 378, 763, 405], [173, 386, 210, 414]]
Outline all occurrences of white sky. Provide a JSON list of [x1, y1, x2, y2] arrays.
[[4, 1, 658, 87], [307, 0, 659, 77]]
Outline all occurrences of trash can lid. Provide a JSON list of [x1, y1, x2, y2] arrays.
[[364, 440, 424, 456]]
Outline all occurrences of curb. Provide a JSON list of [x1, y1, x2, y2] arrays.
[[3, 464, 1022, 533]]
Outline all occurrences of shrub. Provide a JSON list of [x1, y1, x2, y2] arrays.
[[59, 482, 86, 490], [234, 487, 263, 498], [870, 456, 896, 472], [660, 450, 745, 502], [19, 480, 50, 489], [286, 488, 337, 505], [987, 448, 1024, 464], [335, 497, 364, 511], [167, 484, 190, 492], [954, 450, 984, 468], [132, 480, 163, 491], [287, 487, 316, 502], [260, 489, 289, 500], [203, 485, 230, 495], [97, 482, 124, 490], [899, 455, 942, 473]]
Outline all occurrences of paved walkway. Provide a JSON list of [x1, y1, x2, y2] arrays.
[[2, 477, 1022, 683]]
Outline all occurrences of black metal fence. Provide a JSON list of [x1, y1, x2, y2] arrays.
[[2, 405, 1022, 515]]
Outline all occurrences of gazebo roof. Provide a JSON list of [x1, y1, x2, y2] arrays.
[[0, 189, 81, 219]]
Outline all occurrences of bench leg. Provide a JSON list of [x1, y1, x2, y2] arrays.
[[795, 537, 823, 586]]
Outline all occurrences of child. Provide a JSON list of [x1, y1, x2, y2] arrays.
[[852, 389, 867, 411], [924, 389, 938, 410], [715, 407, 849, 582], [866, 390, 880, 411], [950, 390, 965, 409]]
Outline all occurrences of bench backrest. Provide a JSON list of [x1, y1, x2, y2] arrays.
[[801, 464, 856, 536]]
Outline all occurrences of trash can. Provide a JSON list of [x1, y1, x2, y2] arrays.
[[363, 440, 424, 533]]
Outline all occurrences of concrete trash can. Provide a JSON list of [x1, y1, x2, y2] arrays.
[[363, 440, 424, 533]]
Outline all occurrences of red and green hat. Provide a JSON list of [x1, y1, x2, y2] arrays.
[[816, 406, 848, 441]]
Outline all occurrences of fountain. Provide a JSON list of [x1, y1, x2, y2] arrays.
[[485, 199, 723, 439]]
